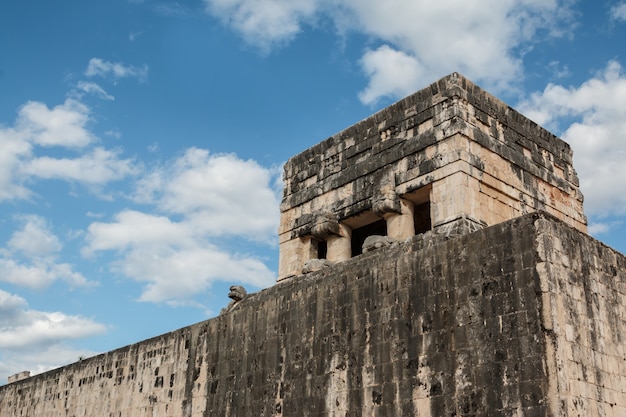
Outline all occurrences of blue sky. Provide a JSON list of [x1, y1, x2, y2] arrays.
[[0, 0, 625, 383]]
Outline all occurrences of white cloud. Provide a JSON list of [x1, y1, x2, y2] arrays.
[[611, 2, 626, 21], [76, 81, 115, 100], [143, 148, 280, 237], [0, 216, 94, 289], [8, 215, 62, 258], [0, 290, 27, 319], [518, 61, 626, 218], [83, 148, 280, 303], [204, 0, 318, 52], [0, 310, 105, 350], [204, 0, 576, 103], [0, 126, 32, 201], [83, 211, 277, 303], [0, 289, 105, 383], [0, 96, 139, 202], [85, 58, 148, 81], [24, 147, 139, 185], [0, 259, 91, 289], [17, 99, 94, 148], [83, 210, 194, 254], [358, 46, 425, 105], [122, 245, 274, 303], [587, 220, 623, 236]]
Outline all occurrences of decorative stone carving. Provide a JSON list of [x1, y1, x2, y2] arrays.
[[311, 212, 340, 240], [221, 285, 248, 314], [362, 235, 396, 253], [228, 285, 247, 302], [302, 259, 333, 274], [372, 168, 401, 217], [372, 189, 401, 217]]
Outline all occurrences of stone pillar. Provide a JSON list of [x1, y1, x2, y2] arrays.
[[372, 173, 416, 240], [311, 212, 352, 263], [386, 198, 415, 240], [326, 223, 352, 262], [278, 236, 316, 280]]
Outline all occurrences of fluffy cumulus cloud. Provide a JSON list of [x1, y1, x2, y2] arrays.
[[85, 58, 148, 81], [0, 289, 105, 382], [83, 148, 280, 303], [358, 46, 426, 105], [518, 61, 626, 221], [16, 99, 95, 148], [0, 96, 138, 201], [0, 215, 93, 289], [0, 58, 146, 202], [204, 0, 576, 103], [136, 148, 279, 237], [24, 147, 139, 185]]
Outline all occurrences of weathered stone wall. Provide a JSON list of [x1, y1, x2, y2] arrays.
[[278, 73, 587, 279], [2, 213, 622, 416], [535, 217, 626, 416], [0, 330, 199, 417]]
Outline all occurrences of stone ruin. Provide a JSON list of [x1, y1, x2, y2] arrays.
[[278, 73, 586, 280], [2, 73, 625, 417]]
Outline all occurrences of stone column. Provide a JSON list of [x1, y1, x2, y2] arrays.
[[311, 213, 352, 263], [326, 223, 352, 262], [372, 176, 416, 240], [386, 198, 415, 240]]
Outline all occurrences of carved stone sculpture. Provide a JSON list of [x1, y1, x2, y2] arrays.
[[228, 285, 247, 302], [362, 235, 396, 253], [221, 285, 248, 314], [372, 168, 401, 217], [302, 259, 333, 274], [311, 212, 340, 240]]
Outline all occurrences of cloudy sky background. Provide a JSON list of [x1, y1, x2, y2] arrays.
[[0, 0, 625, 383]]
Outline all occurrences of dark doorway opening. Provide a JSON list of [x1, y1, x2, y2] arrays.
[[413, 202, 431, 234], [316, 240, 328, 259]]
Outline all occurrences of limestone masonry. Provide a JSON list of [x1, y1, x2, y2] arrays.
[[1, 74, 624, 417], [278, 73, 586, 280]]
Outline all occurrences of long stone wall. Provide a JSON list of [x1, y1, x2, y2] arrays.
[[1, 212, 624, 416]]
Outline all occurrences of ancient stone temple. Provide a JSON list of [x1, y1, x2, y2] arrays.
[[277, 73, 586, 280], [1, 73, 624, 417]]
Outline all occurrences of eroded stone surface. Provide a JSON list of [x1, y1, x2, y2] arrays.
[[302, 258, 333, 274], [278, 72, 587, 279], [1, 213, 624, 417], [1, 74, 619, 417], [362, 235, 396, 253]]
